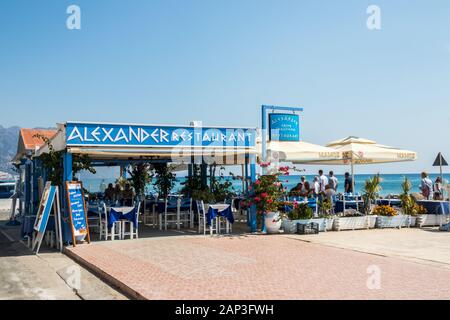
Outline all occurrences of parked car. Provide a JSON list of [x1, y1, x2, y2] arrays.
[[0, 182, 15, 199]]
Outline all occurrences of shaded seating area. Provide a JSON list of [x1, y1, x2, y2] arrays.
[[26, 121, 258, 245]]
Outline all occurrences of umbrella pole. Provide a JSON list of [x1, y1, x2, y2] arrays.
[[351, 162, 355, 194]]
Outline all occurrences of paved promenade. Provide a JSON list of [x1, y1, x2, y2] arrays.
[[66, 229, 450, 300]]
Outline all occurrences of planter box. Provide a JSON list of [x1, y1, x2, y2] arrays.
[[282, 218, 333, 233], [376, 215, 411, 229], [415, 214, 449, 227], [333, 215, 378, 231]]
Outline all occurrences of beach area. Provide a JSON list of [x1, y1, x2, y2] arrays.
[[81, 173, 450, 197]]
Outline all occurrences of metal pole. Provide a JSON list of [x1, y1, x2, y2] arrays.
[[261, 105, 267, 174]]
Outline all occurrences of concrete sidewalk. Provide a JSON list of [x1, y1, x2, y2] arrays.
[[0, 213, 127, 300], [285, 228, 450, 269]]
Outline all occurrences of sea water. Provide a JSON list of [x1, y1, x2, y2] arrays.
[[82, 173, 450, 197]]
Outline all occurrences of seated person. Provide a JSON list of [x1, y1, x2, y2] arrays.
[[303, 181, 312, 197], [289, 183, 304, 197], [104, 183, 115, 202], [121, 183, 135, 206]]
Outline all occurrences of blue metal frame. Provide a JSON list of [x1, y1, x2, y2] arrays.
[[260, 105, 303, 233]]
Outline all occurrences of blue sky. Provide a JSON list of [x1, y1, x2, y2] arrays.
[[1, 0, 449, 174]]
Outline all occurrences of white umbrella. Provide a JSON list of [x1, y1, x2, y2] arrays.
[[257, 140, 342, 164], [313, 136, 418, 193]]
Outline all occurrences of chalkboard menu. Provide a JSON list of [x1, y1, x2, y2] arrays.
[[66, 182, 90, 246]]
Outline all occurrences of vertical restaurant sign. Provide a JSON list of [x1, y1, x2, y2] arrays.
[[269, 113, 300, 141], [65, 122, 256, 148], [66, 182, 89, 238], [34, 182, 57, 234]]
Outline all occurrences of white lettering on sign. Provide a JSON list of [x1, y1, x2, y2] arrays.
[[67, 125, 252, 146]]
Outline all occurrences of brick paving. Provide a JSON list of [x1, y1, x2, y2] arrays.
[[66, 230, 450, 300]]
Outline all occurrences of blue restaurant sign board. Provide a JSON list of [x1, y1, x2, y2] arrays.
[[66, 182, 90, 246], [268, 114, 300, 141], [66, 122, 256, 148], [34, 184, 57, 234]]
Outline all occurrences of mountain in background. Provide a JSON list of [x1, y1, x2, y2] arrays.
[[0, 125, 20, 174]]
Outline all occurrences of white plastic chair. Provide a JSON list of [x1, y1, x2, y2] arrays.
[[163, 197, 179, 230], [99, 203, 121, 240], [121, 201, 140, 240], [142, 199, 158, 227], [197, 200, 217, 235], [177, 197, 192, 229]]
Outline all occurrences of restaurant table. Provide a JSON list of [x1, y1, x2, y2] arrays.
[[415, 200, 450, 215], [334, 200, 364, 213], [109, 207, 138, 230], [376, 199, 402, 207], [206, 204, 234, 228]]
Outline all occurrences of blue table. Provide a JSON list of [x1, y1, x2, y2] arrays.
[[109, 207, 137, 230], [207, 205, 234, 226], [376, 199, 402, 207], [335, 200, 364, 213]]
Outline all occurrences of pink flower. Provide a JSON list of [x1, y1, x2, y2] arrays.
[[255, 180, 261, 185], [259, 162, 271, 168], [254, 197, 261, 202], [261, 192, 268, 198], [267, 199, 273, 204]]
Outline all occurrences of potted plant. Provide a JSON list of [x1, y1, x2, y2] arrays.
[[399, 177, 436, 227], [281, 201, 333, 233], [127, 163, 152, 201], [318, 198, 335, 231], [362, 174, 382, 215], [333, 211, 375, 231], [152, 163, 176, 199], [249, 164, 288, 233], [374, 205, 410, 229]]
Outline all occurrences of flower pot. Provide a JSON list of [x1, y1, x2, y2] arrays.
[[264, 212, 282, 234], [415, 214, 448, 227], [324, 218, 335, 231], [376, 215, 411, 229], [409, 216, 417, 227], [281, 218, 330, 233], [333, 216, 375, 231]]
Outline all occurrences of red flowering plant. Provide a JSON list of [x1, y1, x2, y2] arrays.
[[248, 163, 290, 215]]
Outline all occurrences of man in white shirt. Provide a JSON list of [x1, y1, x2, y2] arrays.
[[318, 170, 328, 193], [328, 171, 339, 191]]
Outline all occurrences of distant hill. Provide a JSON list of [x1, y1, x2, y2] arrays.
[[0, 125, 20, 174]]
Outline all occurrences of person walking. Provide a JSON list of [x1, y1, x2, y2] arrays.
[[420, 172, 433, 200]]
